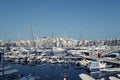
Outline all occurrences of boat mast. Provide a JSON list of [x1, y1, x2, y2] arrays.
[[52, 32, 54, 55], [30, 27, 35, 48], [2, 49, 4, 80], [0, 48, 5, 80], [64, 32, 66, 48]]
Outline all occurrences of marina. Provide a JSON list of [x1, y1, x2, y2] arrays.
[[0, 0, 120, 80], [0, 43, 120, 80], [0, 46, 120, 80]]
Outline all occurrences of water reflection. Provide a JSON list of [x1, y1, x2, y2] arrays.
[[10, 63, 120, 80]]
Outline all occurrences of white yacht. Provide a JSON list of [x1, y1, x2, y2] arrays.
[[85, 60, 106, 72]]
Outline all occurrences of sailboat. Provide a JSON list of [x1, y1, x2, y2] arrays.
[[51, 33, 66, 56]]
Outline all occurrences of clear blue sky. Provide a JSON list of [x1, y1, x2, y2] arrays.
[[0, 0, 120, 40]]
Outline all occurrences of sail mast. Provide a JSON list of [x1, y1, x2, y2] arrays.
[[0, 48, 5, 80], [52, 32, 54, 55]]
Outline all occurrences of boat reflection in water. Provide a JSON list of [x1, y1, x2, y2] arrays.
[[10, 63, 120, 80], [0, 64, 20, 80]]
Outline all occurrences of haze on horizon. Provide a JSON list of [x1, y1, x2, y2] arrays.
[[0, 0, 120, 40]]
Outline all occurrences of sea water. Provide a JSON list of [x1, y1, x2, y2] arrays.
[[11, 63, 120, 80]]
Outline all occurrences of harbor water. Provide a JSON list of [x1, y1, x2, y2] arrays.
[[10, 63, 120, 80]]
